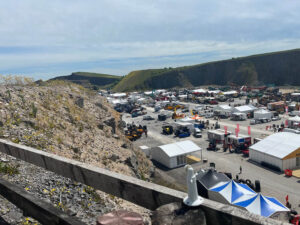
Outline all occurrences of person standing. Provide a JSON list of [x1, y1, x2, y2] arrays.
[[144, 125, 148, 138], [239, 166, 242, 174]]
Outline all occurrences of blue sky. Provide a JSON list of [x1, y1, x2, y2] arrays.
[[0, 0, 300, 80]]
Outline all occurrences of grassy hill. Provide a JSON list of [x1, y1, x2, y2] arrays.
[[52, 72, 122, 89], [113, 48, 300, 91]]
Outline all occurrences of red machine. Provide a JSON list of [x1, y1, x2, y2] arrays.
[[284, 169, 293, 177], [291, 215, 299, 225]]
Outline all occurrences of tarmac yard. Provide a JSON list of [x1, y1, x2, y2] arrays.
[[122, 104, 300, 213]]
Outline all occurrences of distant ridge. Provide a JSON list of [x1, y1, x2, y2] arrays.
[[112, 48, 300, 91], [52, 72, 121, 89]]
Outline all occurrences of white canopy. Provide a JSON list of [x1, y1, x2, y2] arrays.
[[254, 109, 273, 120], [110, 93, 126, 98], [234, 105, 257, 113], [158, 140, 201, 157], [289, 116, 300, 122]]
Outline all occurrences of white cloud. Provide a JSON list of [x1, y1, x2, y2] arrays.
[[0, 0, 300, 78]]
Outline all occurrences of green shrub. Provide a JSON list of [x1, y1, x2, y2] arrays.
[[0, 162, 19, 175], [30, 103, 38, 118]]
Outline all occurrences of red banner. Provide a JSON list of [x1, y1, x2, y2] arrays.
[[248, 126, 251, 135]]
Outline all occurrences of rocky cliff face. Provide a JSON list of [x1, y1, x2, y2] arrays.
[[0, 80, 153, 179], [0, 80, 153, 224]]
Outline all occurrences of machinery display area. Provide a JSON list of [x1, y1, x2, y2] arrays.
[[110, 86, 300, 222]]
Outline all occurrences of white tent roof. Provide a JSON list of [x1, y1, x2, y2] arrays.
[[289, 116, 300, 122], [174, 122, 192, 126], [223, 90, 238, 95], [291, 93, 300, 96], [250, 132, 300, 159], [215, 105, 232, 111], [111, 99, 128, 105], [110, 93, 126, 98], [234, 105, 257, 112], [254, 109, 271, 114], [158, 140, 201, 157], [179, 117, 194, 123], [178, 94, 187, 98], [193, 89, 207, 93], [208, 90, 220, 94]]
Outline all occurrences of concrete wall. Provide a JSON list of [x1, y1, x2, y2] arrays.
[[0, 139, 290, 225]]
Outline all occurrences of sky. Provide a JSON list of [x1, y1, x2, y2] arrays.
[[0, 0, 300, 80]]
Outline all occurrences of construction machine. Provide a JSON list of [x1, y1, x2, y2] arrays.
[[162, 125, 174, 135]]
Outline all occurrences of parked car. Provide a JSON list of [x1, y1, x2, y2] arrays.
[[158, 114, 167, 121], [272, 116, 281, 121], [193, 128, 202, 138], [143, 115, 155, 120], [205, 113, 214, 118]]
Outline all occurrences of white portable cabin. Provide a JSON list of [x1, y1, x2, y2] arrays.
[[213, 105, 233, 117], [288, 116, 300, 129], [233, 105, 257, 114], [250, 132, 300, 171], [227, 134, 252, 146], [174, 122, 194, 132], [151, 140, 201, 169], [207, 129, 231, 143], [254, 109, 273, 120], [139, 145, 150, 157], [231, 112, 247, 121]]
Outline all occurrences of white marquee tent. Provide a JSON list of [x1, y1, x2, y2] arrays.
[[151, 140, 201, 168], [250, 132, 300, 171]]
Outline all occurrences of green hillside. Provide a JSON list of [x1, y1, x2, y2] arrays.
[[52, 72, 121, 89], [113, 48, 300, 92]]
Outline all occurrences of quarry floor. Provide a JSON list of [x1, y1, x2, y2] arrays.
[[122, 103, 300, 213]]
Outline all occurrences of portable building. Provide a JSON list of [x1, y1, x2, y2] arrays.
[[250, 132, 300, 171], [227, 134, 252, 146], [233, 105, 257, 114], [174, 122, 194, 132], [139, 145, 150, 157], [213, 105, 233, 117], [231, 112, 247, 121], [267, 101, 285, 112], [207, 129, 231, 144], [151, 140, 201, 169], [254, 109, 273, 120], [288, 116, 300, 129]]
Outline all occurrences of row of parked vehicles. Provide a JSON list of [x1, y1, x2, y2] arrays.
[[162, 124, 202, 138]]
